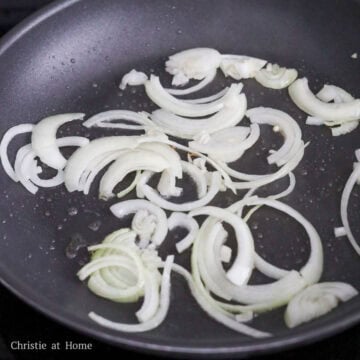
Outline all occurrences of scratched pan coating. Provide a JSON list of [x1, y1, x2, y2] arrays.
[[0, 0, 359, 358]]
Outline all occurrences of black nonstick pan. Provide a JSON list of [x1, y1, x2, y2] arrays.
[[0, 0, 359, 358]]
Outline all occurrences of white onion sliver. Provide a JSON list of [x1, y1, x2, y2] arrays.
[[120, 69, 148, 90], [285, 282, 358, 328], [110, 199, 168, 246], [31, 113, 85, 170], [168, 212, 199, 253], [0, 123, 34, 182]]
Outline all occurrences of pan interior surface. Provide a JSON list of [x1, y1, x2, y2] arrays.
[[0, 0, 359, 357]]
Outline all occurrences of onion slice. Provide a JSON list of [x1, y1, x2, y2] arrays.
[[31, 113, 85, 170], [289, 78, 360, 123], [0, 123, 34, 182], [255, 63, 298, 89], [285, 282, 358, 328], [110, 199, 168, 247]]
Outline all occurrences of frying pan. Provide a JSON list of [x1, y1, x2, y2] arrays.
[[0, 0, 359, 358]]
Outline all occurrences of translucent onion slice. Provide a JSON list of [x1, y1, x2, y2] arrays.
[[31, 113, 85, 170], [110, 200, 168, 246], [255, 63, 298, 89], [193, 217, 307, 309], [99, 149, 171, 200], [145, 75, 242, 118], [119, 69, 148, 90], [166, 69, 217, 96], [64, 133, 167, 192], [172, 263, 271, 338], [137, 171, 222, 212], [220, 141, 305, 190], [339, 159, 360, 255], [316, 84, 354, 104], [150, 91, 246, 139], [165, 48, 222, 85], [190, 206, 255, 286], [189, 125, 261, 163], [285, 282, 358, 328], [229, 196, 323, 286], [0, 123, 34, 182], [289, 78, 360, 122], [220, 55, 267, 80], [83, 110, 154, 130], [246, 107, 303, 166], [168, 212, 199, 253], [88, 255, 174, 333]]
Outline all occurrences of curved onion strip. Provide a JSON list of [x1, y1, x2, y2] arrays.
[[168, 212, 199, 253], [145, 75, 243, 117], [255, 63, 298, 89], [316, 84, 354, 104], [339, 161, 360, 255], [171, 263, 271, 337], [135, 269, 160, 323], [190, 206, 255, 286], [31, 113, 85, 170], [164, 139, 235, 192], [120, 69, 148, 90], [99, 149, 171, 200], [110, 200, 168, 246], [184, 87, 228, 104], [64, 133, 167, 192], [220, 55, 267, 79], [88, 255, 174, 333], [150, 92, 246, 139], [83, 110, 154, 130], [0, 123, 34, 182], [246, 107, 303, 166], [229, 197, 323, 285], [189, 124, 260, 163], [165, 48, 222, 85], [166, 69, 217, 96], [137, 171, 222, 212], [219, 142, 305, 189], [285, 282, 358, 328], [331, 121, 359, 136], [289, 78, 360, 122], [193, 217, 307, 309]]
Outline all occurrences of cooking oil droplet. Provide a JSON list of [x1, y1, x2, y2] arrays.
[[176, 29, 183, 35], [67, 207, 78, 216], [88, 220, 101, 232], [45, 210, 51, 217], [70, 58, 76, 64]]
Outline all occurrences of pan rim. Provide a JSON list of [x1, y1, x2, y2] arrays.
[[0, 0, 359, 357]]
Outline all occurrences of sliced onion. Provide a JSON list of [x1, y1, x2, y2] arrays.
[[285, 282, 358, 328], [339, 159, 360, 255], [31, 113, 85, 170], [64, 133, 167, 192], [145, 75, 242, 118], [166, 69, 217, 96], [137, 171, 222, 212], [172, 263, 271, 338], [220, 55, 267, 80], [246, 107, 303, 166], [165, 48, 222, 85], [183, 87, 228, 104], [150, 90, 246, 139], [168, 212, 199, 253], [110, 199, 168, 246], [88, 255, 174, 333], [255, 63, 298, 89], [229, 196, 323, 285], [316, 84, 354, 103], [289, 78, 360, 122], [83, 110, 154, 130], [190, 206, 255, 286], [119, 69, 148, 90], [189, 125, 261, 163], [0, 123, 34, 182]]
